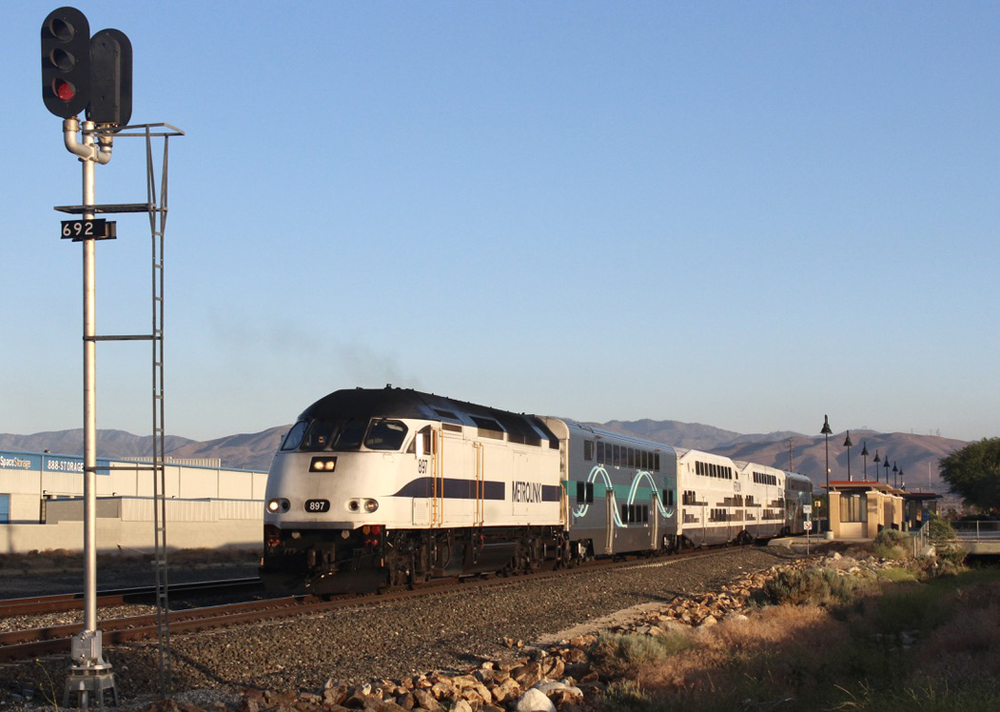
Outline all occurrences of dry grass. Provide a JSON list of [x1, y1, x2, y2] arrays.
[[629, 605, 847, 709], [916, 580, 1000, 684], [597, 562, 1000, 711]]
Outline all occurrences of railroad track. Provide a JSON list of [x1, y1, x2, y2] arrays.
[[0, 577, 262, 617], [0, 547, 732, 663]]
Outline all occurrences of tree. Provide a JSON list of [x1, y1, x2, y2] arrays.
[[939, 438, 1000, 515]]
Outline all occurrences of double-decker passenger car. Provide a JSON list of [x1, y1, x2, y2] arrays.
[[261, 387, 812, 594]]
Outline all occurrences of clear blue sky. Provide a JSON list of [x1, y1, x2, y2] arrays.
[[3, 1, 998, 442]]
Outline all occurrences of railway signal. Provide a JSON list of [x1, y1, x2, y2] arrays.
[[88, 28, 132, 129], [41, 7, 133, 129], [41, 6, 91, 118]]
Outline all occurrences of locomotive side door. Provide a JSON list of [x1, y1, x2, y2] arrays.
[[411, 426, 437, 526]]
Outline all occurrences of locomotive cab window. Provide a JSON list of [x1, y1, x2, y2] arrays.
[[281, 421, 308, 451], [408, 426, 434, 456], [364, 419, 409, 451], [301, 420, 337, 451], [295, 418, 372, 452]]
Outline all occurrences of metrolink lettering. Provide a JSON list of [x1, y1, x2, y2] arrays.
[[512, 481, 543, 503], [0, 455, 32, 469]]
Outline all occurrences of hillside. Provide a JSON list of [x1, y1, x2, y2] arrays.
[[599, 422, 963, 495], [0, 427, 289, 472], [1, 421, 966, 493]]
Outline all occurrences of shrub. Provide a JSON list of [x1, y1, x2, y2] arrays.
[[927, 514, 967, 566], [873, 529, 910, 560], [753, 566, 880, 608], [589, 632, 696, 681], [600, 679, 658, 712]]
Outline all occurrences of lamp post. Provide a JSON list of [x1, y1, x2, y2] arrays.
[[861, 441, 869, 480], [873, 450, 881, 483], [821, 415, 832, 533], [883, 455, 891, 485], [843, 431, 854, 482], [893, 461, 899, 488], [899, 468, 904, 490]]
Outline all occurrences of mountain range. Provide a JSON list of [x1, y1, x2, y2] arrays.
[[0, 420, 966, 495]]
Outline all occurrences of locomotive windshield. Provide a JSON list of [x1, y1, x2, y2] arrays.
[[280, 417, 408, 452], [364, 419, 409, 450]]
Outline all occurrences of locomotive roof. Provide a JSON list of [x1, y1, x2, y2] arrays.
[[300, 387, 559, 444]]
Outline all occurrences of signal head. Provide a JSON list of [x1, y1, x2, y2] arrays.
[[41, 7, 91, 118]]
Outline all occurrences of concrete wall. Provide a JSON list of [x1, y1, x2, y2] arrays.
[[827, 485, 905, 539]]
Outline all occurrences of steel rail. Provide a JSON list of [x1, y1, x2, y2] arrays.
[[0, 546, 739, 663], [0, 577, 262, 617]]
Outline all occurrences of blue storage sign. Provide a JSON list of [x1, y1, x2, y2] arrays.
[[44, 454, 111, 475], [0, 452, 42, 471], [0, 451, 110, 475]]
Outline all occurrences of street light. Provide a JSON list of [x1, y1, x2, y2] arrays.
[[893, 461, 899, 488], [861, 441, 869, 480], [821, 415, 832, 532], [843, 431, 854, 482], [883, 455, 891, 484], [873, 450, 881, 483]]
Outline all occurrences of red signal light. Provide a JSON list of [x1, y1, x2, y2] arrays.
[[55, 80, 75, 101]]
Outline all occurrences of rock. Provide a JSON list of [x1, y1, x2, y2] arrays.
[[534, 681, 583, 699], [515, 688, 556, 712], [511, 662, 543, 688], [450, 701, 474, 712], [411, 689, 440, 711], [491, 677, 521, 704], [361, 698, 408, 712], [429, 681, 455, 701], [540, 657, 565, 679]]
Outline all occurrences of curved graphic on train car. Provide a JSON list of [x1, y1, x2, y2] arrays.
[[572, 465, 674, 525]]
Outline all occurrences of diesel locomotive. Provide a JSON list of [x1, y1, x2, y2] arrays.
[[261, 386, 813, 595]]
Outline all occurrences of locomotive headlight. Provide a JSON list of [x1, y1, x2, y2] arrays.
[[364, 498, 379, 513], [348, 499, 360, 512], [309, 456, 338, 472], [266, 498, 290, 513]]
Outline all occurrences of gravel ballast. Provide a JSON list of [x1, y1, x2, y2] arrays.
[[0, 547, 800, 707]]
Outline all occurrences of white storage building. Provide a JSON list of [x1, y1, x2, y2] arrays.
[[0, 449, 267, 554]]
